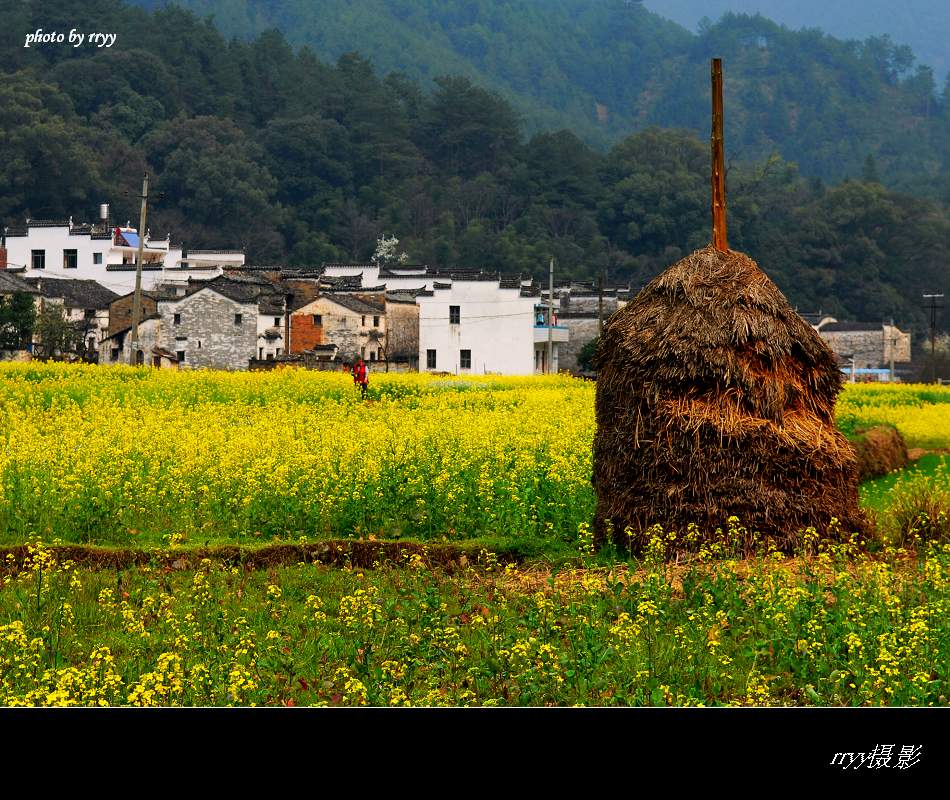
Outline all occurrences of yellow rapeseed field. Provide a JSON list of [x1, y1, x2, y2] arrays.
[[0, 363, 947, 546]]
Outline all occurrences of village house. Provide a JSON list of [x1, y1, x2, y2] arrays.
[[415, 274, 549, 375], [103, 278, 264, 369], [25, 277, 119, 359], [2, 206, 244, 294], [290, 293, 387, 363], [548, 282, 633, 373], [816, 321, 912, 379]]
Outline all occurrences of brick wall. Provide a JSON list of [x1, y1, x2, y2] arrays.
[[291, 313, 324, 352]]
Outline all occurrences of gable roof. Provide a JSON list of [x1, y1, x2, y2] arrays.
[[25, 277, 118, 308], [0, 272, 40, 295], [820, 322, 883, 333]]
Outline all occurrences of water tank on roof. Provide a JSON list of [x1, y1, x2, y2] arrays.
[[99, 204, 109, 222]]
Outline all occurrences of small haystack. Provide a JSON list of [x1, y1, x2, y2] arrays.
[[592, 245, 868, 553]]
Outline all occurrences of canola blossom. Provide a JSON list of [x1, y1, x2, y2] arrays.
[[0, 363, 947, 546]]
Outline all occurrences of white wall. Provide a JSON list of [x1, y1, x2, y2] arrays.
[[6, 224, 244, 295], [416, 281, 535, 375]]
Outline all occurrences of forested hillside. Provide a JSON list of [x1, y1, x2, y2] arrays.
[[643, 0, 950, 84], [128, 0, 950, 196], [1, 0, 948, 340]]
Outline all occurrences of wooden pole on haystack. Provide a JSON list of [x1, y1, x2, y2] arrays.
[[710, 58, 727, 252]]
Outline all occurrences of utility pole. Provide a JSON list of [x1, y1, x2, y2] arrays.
[[597, 270, 605, 336], [547, 257, 554, 374], [710, 58, 728, 252], [128, 173, 149, 366], [923, 293, 944, 384], [888, 318, 896, 383]]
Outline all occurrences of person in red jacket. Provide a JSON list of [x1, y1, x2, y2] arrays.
[[352, 358, 368, 398]]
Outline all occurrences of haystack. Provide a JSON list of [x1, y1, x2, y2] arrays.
[[592, 245, 868, 553]]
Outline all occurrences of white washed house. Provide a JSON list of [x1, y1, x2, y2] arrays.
[[3, 211, 244, 294]]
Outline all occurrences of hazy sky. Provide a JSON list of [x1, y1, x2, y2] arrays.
[[642, 0, 949, 80]]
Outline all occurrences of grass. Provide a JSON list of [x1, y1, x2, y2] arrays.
[[3, 535, 950, 706]]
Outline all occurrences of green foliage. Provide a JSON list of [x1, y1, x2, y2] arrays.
[[577, 336, 598, 372], [0, 293, 36, 350], [32, 304, 80, 361]]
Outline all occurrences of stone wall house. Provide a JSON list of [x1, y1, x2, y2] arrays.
[[290, 293, 387, 363], [158, 283, 260, 370], [99, 314, 163, 365], [818, 322, 912, 370]]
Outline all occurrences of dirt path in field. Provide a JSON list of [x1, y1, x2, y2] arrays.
[[0, 539, 918, 592], [0, 539, 516, 577]]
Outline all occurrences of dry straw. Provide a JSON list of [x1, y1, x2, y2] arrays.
[[593, 245, 868, 553]]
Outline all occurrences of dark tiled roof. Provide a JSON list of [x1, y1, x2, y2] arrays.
[[820, 322, 883, 333], [385, 291, 422, 304], [520, 286, 541, 297], [25, 277, 118, 308], [322, 293, 385, 315], [0, 272, 40, 294], [105, 263, 164, 271]]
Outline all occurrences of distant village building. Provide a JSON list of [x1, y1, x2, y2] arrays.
[[290, 293, 387, 363], [816, 321, 912, 376], [0, 272, 40, 358], [2, 209, 244, 294], [25, 277, 119, 358], [102, 277, 283, 369], [550, 281, 633, 373], [416, 275, 548, 375]]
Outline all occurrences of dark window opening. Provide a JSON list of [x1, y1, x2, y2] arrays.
[[373, 316, 380, 327], [460, 349, 471, 369], [31, 250, 45, 270], [370, 351, 377, 361], [361, 315, 366, 326], [63, 249, 78, 269], [449, 306, 460, 325], [274, 317, 281, 327], [312, 314, 322, 325], [93, 252, 103, 265], [176, 351, 185, 363], [234, 313, 242, 325], [427, 349, 437, 369], [173, 313, 181, 325]]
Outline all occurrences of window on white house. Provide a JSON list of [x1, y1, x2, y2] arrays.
[[173, 313, 181, 325], [449, 306, 460, 324], [361, 315, 366, 327], [276, 348, 281, 356], [177, 351, 185, 363], [181, 262, 189, 269], [234, 313, 242, 325], [93, 252, 103, 265], [63, 249, 78, 269], [361, 346, 366, 358], [460, 349, 471, 369], [427, 349, 437, 369], [274, 317, 281, 327], [373, 316, 379, 327], [312, 314, 322, 325], [370, 351, 376, 361], [31, 250, 45, 269], [259, 347, 263, 359]]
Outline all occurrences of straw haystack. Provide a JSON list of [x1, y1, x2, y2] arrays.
[[592, 245, 868, 553]]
